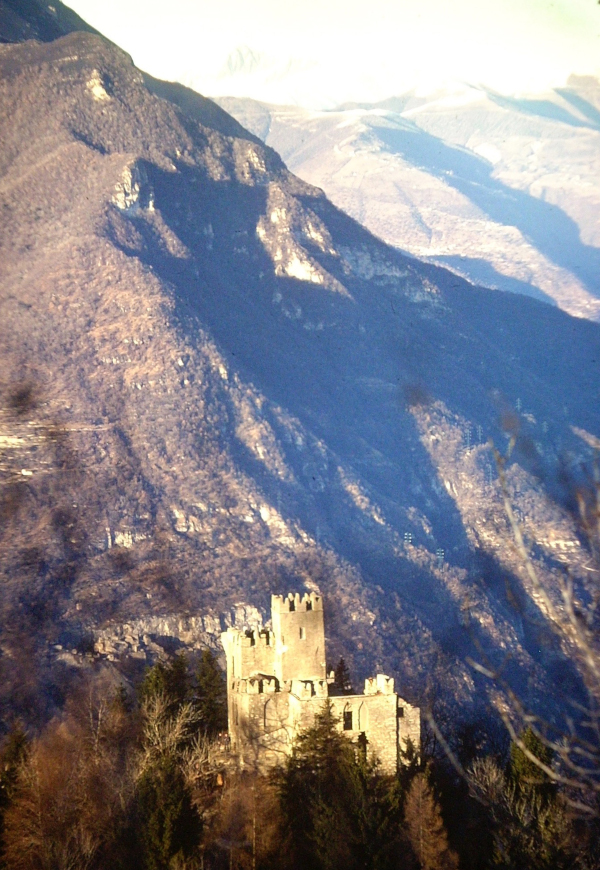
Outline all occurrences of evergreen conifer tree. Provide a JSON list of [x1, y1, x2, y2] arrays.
[[136, 756, 201, 870], [277, 703, 403, 870], [0, 725, 28, 810], [195, 649, 227, 737], [334, 657, 352, 694], [509, 727, 555, 802], [0, 724, 28, 863], [139, 653, 190, 713]]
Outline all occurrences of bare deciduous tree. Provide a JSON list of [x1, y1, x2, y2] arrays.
[[474, 448, 600, 813], [3, 686, 135, 870]]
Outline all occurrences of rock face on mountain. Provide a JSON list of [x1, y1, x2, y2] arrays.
[[0, 15, 599, 726], [217, 84, 600, 321]]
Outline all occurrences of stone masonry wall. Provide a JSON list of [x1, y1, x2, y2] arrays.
[[330, 692, 399, 774], [271, 593, 326, 681], [399, 699, 421, 757]]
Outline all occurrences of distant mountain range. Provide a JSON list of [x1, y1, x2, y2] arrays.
[[217, 80, 600, 321], [0, 0, 599, 729]]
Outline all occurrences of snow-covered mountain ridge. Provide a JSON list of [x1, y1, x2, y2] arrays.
[[218, 79, 600, 321]]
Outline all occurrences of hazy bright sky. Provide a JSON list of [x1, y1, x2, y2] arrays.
[[68, 0, 600, 107]]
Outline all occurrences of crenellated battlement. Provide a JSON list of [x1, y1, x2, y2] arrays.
[[271, 591, 323, 613], [288, 678, 329, 699], [235, 676, 278, 694], [222, 627, 273, 645], [364, 674, 395, 695], [239, 628, 273, 648]]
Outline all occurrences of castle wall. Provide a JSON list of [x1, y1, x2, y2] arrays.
[[234, 690, 411, 775], [330, 692, 399, 774], [221, 627, 276, 680], [231, 681, 331, 769], [222, 627, 277, 751], [398, 699, 421, 758], [232, 689, 294, 769]]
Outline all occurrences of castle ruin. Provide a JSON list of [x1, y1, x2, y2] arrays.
[[221, 592, 420, 773]]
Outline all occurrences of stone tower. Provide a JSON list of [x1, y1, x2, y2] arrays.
[[221, 592, 420, 772], [271, 592, 326, 682]]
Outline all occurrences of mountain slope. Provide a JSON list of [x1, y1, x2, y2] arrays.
[[0, 0, 98, 43], [217, 84, 600, 321], [0, 23, 599, 726]]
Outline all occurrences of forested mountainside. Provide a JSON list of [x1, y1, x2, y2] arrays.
[[0, 3, 599, 732]]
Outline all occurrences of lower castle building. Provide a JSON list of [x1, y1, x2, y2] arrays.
[[221, 592, 420, 773]]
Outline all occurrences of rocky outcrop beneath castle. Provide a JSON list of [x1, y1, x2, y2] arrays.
[[90, 604, 264, 663]]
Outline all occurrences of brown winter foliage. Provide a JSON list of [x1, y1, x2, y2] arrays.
[[404, 773, 459, 870], [3, 684, 136, 869]]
